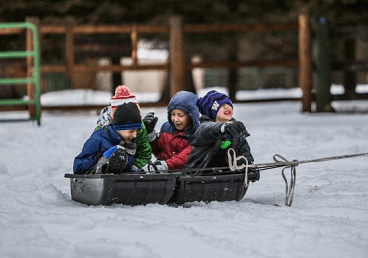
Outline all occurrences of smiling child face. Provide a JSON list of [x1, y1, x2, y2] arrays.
[[170, 109, 191, 131], [117, 129, 139, 143], [215, 103, 233, 123]]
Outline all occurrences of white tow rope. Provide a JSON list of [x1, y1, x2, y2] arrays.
[[227, 148, 249, 188], [273, 154, 297, 206], [227, 150, 368, 207]]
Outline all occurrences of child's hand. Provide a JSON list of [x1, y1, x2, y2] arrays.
[[96, 145, 128, 174], [153, 160, 168, 172], [143, 112, 158, 134], [141, 160, 168, 173], [224, 121, 246, 136], [224, 121, 250, 154]]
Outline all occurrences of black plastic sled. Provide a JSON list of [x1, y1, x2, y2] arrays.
[[65, 167, 258, 206], [64, 173, 178, 206], [171, 173, 248, 204]]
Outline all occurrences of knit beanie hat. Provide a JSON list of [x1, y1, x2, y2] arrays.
[[112, 102, 141, 131], [111, 85, 138, 108], [196, 90, 233, 120]]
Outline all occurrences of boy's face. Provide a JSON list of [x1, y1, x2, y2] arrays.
[[215, 103, 233, 123], [117, 129, 139, 143], [170, 108, 191, 131]]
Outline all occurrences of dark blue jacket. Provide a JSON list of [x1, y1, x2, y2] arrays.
[[186, 115, 254, 168], [73, 126, 135, 174]]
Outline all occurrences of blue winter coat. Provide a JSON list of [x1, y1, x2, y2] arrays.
[[73, 126, 135, 174]]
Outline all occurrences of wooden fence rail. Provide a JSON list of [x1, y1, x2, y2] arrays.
[[1, 15, 311, 111]]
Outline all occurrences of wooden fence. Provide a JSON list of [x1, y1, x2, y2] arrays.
[[1, 15, 312, 112]]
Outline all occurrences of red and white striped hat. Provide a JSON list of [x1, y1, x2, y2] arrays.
[[111, 85, 138, 108]]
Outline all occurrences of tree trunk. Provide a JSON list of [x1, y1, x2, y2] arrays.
[[111, 56, 123, 96], [184, 49, 196, 94], [343, 39, 356, 99], [228, 37, 238, 100]]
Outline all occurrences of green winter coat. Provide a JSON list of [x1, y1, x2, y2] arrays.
[[134, 121, 152, 168]]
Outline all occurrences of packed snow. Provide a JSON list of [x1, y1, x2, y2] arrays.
[[1, 88, 368, 258]]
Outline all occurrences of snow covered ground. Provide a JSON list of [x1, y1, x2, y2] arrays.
[[1, 88, 368, 258]]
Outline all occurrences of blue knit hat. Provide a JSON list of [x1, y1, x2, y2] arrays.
[[196, 90, 233, 120], [112, 103, 141, 131]]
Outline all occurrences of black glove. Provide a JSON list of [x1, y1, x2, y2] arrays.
[[225, 121, 247, 137], [224, 121, 249, 152], [143, 112, 158, 134], [96, 145, 128, 174], [141, 160, 168, 173]]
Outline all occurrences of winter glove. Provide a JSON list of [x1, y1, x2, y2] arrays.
[[224, 121, 250, 154], [95, 145, 128, 174], [141, 160, 168, 173], [153, 160, 168, 172], [95, 156, 108, 174], [224, 121, 246, 136], [143, 112, 158, 134], [218, 121, 245, 151], [141, 163, 151, 172]]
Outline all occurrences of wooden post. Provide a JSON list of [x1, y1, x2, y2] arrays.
[[313, 17, 333, 112], [26, 17, 40, 117], [65, 19, 74, 88], [298, 11, 312, 112], [169, 16, 184, 98], [131, 24, 138, 67]]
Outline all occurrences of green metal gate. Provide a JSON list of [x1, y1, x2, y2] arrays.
[[0, 22, 41, 125]]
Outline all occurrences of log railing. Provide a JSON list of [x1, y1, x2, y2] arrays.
[[1, 16, 310, 110]]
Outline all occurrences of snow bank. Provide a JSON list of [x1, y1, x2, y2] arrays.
[[1, 90, 368, 258]]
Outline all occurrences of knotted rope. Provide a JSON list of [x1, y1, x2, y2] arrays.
[[227, 148, 249, 187], [226, 150, 368, 207], [273, 154, 297, 206]]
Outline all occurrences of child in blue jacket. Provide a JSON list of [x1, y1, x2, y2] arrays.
[[73, 102, 142, 174], [95, 85, 151, 170]]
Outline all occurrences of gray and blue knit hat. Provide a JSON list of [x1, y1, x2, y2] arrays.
[[196, 90, 233, 120]]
